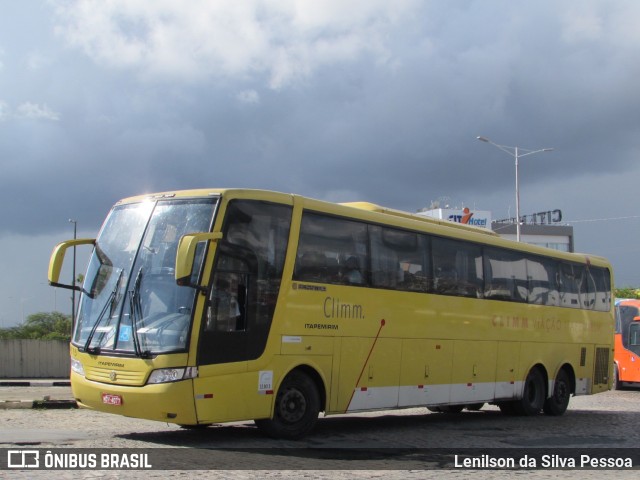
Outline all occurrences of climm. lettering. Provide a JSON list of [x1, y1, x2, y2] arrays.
[[323, 297, 365, 319]]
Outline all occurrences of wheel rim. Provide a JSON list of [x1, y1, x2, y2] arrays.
[[555, 380, 569, 404], [278, 387, 307, 424]]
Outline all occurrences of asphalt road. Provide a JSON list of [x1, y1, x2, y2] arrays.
[[1, 383, 639, 479]]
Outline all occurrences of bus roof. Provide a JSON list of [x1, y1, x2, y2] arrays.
[[615, 298, 640, 307]]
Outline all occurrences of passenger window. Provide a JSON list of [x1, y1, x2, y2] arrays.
[[484, 248, 528, 302], [295, 213, 368, 286], [526, 257, 559, 306], [432, 237, 483, 298], [590, 267, 612, 312], [559, 263, 585, 309], [628, 321, 640, 355], [370, 226, 428, 292]]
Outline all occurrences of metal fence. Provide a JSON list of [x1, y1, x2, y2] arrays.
[[0, 339, 70, 378]]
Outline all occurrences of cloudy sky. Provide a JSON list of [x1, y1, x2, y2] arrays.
[[1, 0, 640, 326]]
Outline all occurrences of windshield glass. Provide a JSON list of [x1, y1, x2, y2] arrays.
[[73, 198, 217, 355]]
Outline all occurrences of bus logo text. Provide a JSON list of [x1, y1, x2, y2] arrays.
[[323, 297, 365, 319]]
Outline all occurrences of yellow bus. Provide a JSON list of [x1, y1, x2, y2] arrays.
[[48, 188, 614, 439]]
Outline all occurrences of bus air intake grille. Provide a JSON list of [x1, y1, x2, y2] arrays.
[[85, 366, 147, 386], [580, 347, 587, 367], [594, 347, 610, 385]]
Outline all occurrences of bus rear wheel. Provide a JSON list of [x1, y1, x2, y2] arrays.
[[543, 369, 571, 416], [254, 370, 320, 440], [513, 368, 545, 416]]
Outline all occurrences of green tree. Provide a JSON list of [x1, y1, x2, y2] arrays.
[[0, 312, 72, 341], [615, 288, 640, 300]]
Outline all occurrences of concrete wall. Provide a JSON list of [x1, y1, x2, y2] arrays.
[[0, 340, 70, 378]]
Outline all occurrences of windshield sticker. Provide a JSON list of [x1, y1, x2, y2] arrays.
[[118, 325, 132, 342]]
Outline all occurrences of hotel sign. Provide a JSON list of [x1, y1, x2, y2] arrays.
[[418, 208, 492, 229]]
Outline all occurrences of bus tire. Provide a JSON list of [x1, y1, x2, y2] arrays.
[[513, 368, 545, 416], [543, 369, 571, 416], [466, 403, 484, 411], [254, 370, 320, 440], [613, 364, 622, 390]]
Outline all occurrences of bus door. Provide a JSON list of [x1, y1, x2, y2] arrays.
[[193, 199, 292, 422]]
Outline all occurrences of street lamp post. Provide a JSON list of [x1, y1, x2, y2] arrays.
[[69, 219, 77, 322], [476, 136, 553, 242]]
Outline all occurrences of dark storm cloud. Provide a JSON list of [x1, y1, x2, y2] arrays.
[[4, 1, 638, 227]]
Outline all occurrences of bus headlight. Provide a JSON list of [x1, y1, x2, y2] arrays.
[[71, 358, 85, 377], [147, 367, 198, 384]]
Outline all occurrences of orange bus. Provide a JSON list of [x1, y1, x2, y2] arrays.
[[614, 299, 640, 388]]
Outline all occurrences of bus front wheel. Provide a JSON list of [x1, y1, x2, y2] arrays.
[[613, 364, 622, 390], [254, 370, 320, 440]]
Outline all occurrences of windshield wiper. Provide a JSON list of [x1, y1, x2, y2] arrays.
[[129, 267, 152, 358], [84, 269, 123, 354]]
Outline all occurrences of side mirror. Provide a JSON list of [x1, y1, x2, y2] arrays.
[[175, 232, 222, 286], [48, 238, 96, 290]]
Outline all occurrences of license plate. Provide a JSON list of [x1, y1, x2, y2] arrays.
[[102, 393, 123, 406]]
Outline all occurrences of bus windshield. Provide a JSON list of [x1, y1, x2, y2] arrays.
[[73, 197, 217, 355]]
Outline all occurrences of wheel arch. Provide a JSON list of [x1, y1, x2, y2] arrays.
[[281, 364, 327, 412], [554, 363, 577, 395]]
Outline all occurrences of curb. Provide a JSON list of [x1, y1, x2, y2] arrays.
[[0, 380, 75, 409], [0, 381, 71, 387], [0, 399, 77, 410], [32, 399, 78, 409]]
